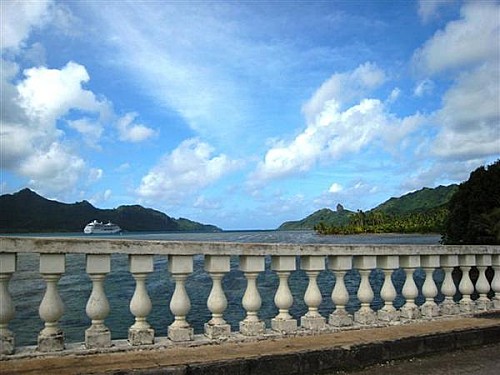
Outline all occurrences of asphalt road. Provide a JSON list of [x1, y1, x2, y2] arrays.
[[327, 343, 500, 375]]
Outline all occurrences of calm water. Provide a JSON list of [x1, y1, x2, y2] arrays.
[[8, 231, 442, 346]]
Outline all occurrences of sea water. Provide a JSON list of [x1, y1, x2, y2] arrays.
[[7, 231, 441, 346]]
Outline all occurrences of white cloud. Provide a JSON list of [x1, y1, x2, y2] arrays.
[[88, 168, 103, 183], [1, 0, 52, 51], [0, 61, 111, 195], [193, 195, 222, 210], [387, 88, 401, 103], [19, 142, 85, 193], [1, 54, 158, 195], [413, 2, 500, 160], [414, 2, 499, 74], [328, 183, 343, 194], [418, 0, 456, 23], [137, 138, 241, 203], [302, 62, 386, 124], [253, 63, 419, 182], [68, 118, 104, 148], [116, 112, 157, 143], [17, 62, 106, 125], [413, 79, 435, 97], [104, 189, 112, 201]]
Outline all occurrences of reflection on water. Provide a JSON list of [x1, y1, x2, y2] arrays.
[[8, 231, 441, 346]]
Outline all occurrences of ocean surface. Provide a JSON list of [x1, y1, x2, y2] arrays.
[[7, 231, 442, 346]]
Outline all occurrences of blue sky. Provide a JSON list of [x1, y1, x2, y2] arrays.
[[1, 0, 499, 230]]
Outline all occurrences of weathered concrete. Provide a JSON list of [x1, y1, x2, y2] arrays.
[[1, 314, 499, 375], [1, 236, 498, 257]]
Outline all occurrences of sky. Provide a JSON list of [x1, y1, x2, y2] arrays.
[[1, 0, 499, 230]]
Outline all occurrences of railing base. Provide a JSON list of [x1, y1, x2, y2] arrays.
[[301, 315, 326, 331], [271, 318, 297, 333], [329, 310, 353, 327], [85, 327, 111, 349], [0, 332, 14, 355], [37, 331, 64, 352], [128, 327, 155, 346], [204, 323, 231, 339], [168, 327, 194, 342], [240, 320, 266, 336]]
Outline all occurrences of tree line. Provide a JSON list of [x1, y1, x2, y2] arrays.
[[315, 160, 499, 244], [314, 208, 448, 235]]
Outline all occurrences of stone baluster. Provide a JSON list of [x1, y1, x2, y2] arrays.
[[475, 255, 492, 311], [459, 255, 476, 313], [440, 255, 460, 315], [85, 254, 111, 349], [492, 255, 500, 309], [300, 256, 326, 330], [239, 255, 266, 336], [271, 255, 297, 333], [168, 255, 194, 341], [354, 255, 377, 325], [377, 255, 399, 323], [328, 255, 353, 327], [420, 255, 440, 319], [204, 255, 231, 339], [400, 255, 421, 320], [129, 255, 155, 345], [0, 253, 16, 355], [38, 254, 65, 352]]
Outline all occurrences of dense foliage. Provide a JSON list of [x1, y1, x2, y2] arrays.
[[314, 207, 448, 235], [443, 160, 500, 244], [278, 207, 351, 230], [308, 185, 457, 235]]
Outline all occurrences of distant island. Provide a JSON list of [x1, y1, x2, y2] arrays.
[[278, 160, 500, 245], [278, 185, 458, 233], [0, 188, 222, 233]]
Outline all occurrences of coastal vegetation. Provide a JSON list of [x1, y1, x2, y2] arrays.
[[443, 160, 500, 244], [281, 185, 457, 234], [0, 188, 221, 233], [309, 161, 500, 245], [314, 207, 448, 235]]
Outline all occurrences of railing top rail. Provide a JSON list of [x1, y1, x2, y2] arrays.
[[1, 236, 499, 256]]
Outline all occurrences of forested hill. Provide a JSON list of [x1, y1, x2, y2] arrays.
[[278, 185, 458, 231], [0, 188, 222, 233], [372, 185, 458, 215], [278, 205, 352, 230]]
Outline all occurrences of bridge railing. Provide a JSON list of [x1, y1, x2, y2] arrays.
[[1, 237, 499, 355]]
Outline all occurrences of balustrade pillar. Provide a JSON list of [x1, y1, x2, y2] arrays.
[[328, 256, 353, 327], [38, 254, 65, 352], [400, 255, 421, 320], [129, 255, 154, 345], [354, 255, 377, 325], [271, 256, 297, 333], [420, 255, 440, 318], [300, 256, 326, 330], [204, 255, 231, 339], [377, 255, 399, 323], [459, 255, 476, 313], [168, 255, 194, 341], [85, 254, 111, 349], [239, 256, 266, 336], [0, 253, 16, 354], [440, 255, 460, 315], [493, 255, 500, 309], [476, 255, 492, 311]]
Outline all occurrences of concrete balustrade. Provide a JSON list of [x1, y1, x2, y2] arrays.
[[0, 237, 499, 356]]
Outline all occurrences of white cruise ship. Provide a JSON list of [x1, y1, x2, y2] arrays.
[[83, 220, 121, 234]]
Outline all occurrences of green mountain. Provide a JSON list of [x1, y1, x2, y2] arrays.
[[278, 185, 458, 231], [278, 204, 352, 230], [0, 188, 222, 233], [372, 185, 458, 215]]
